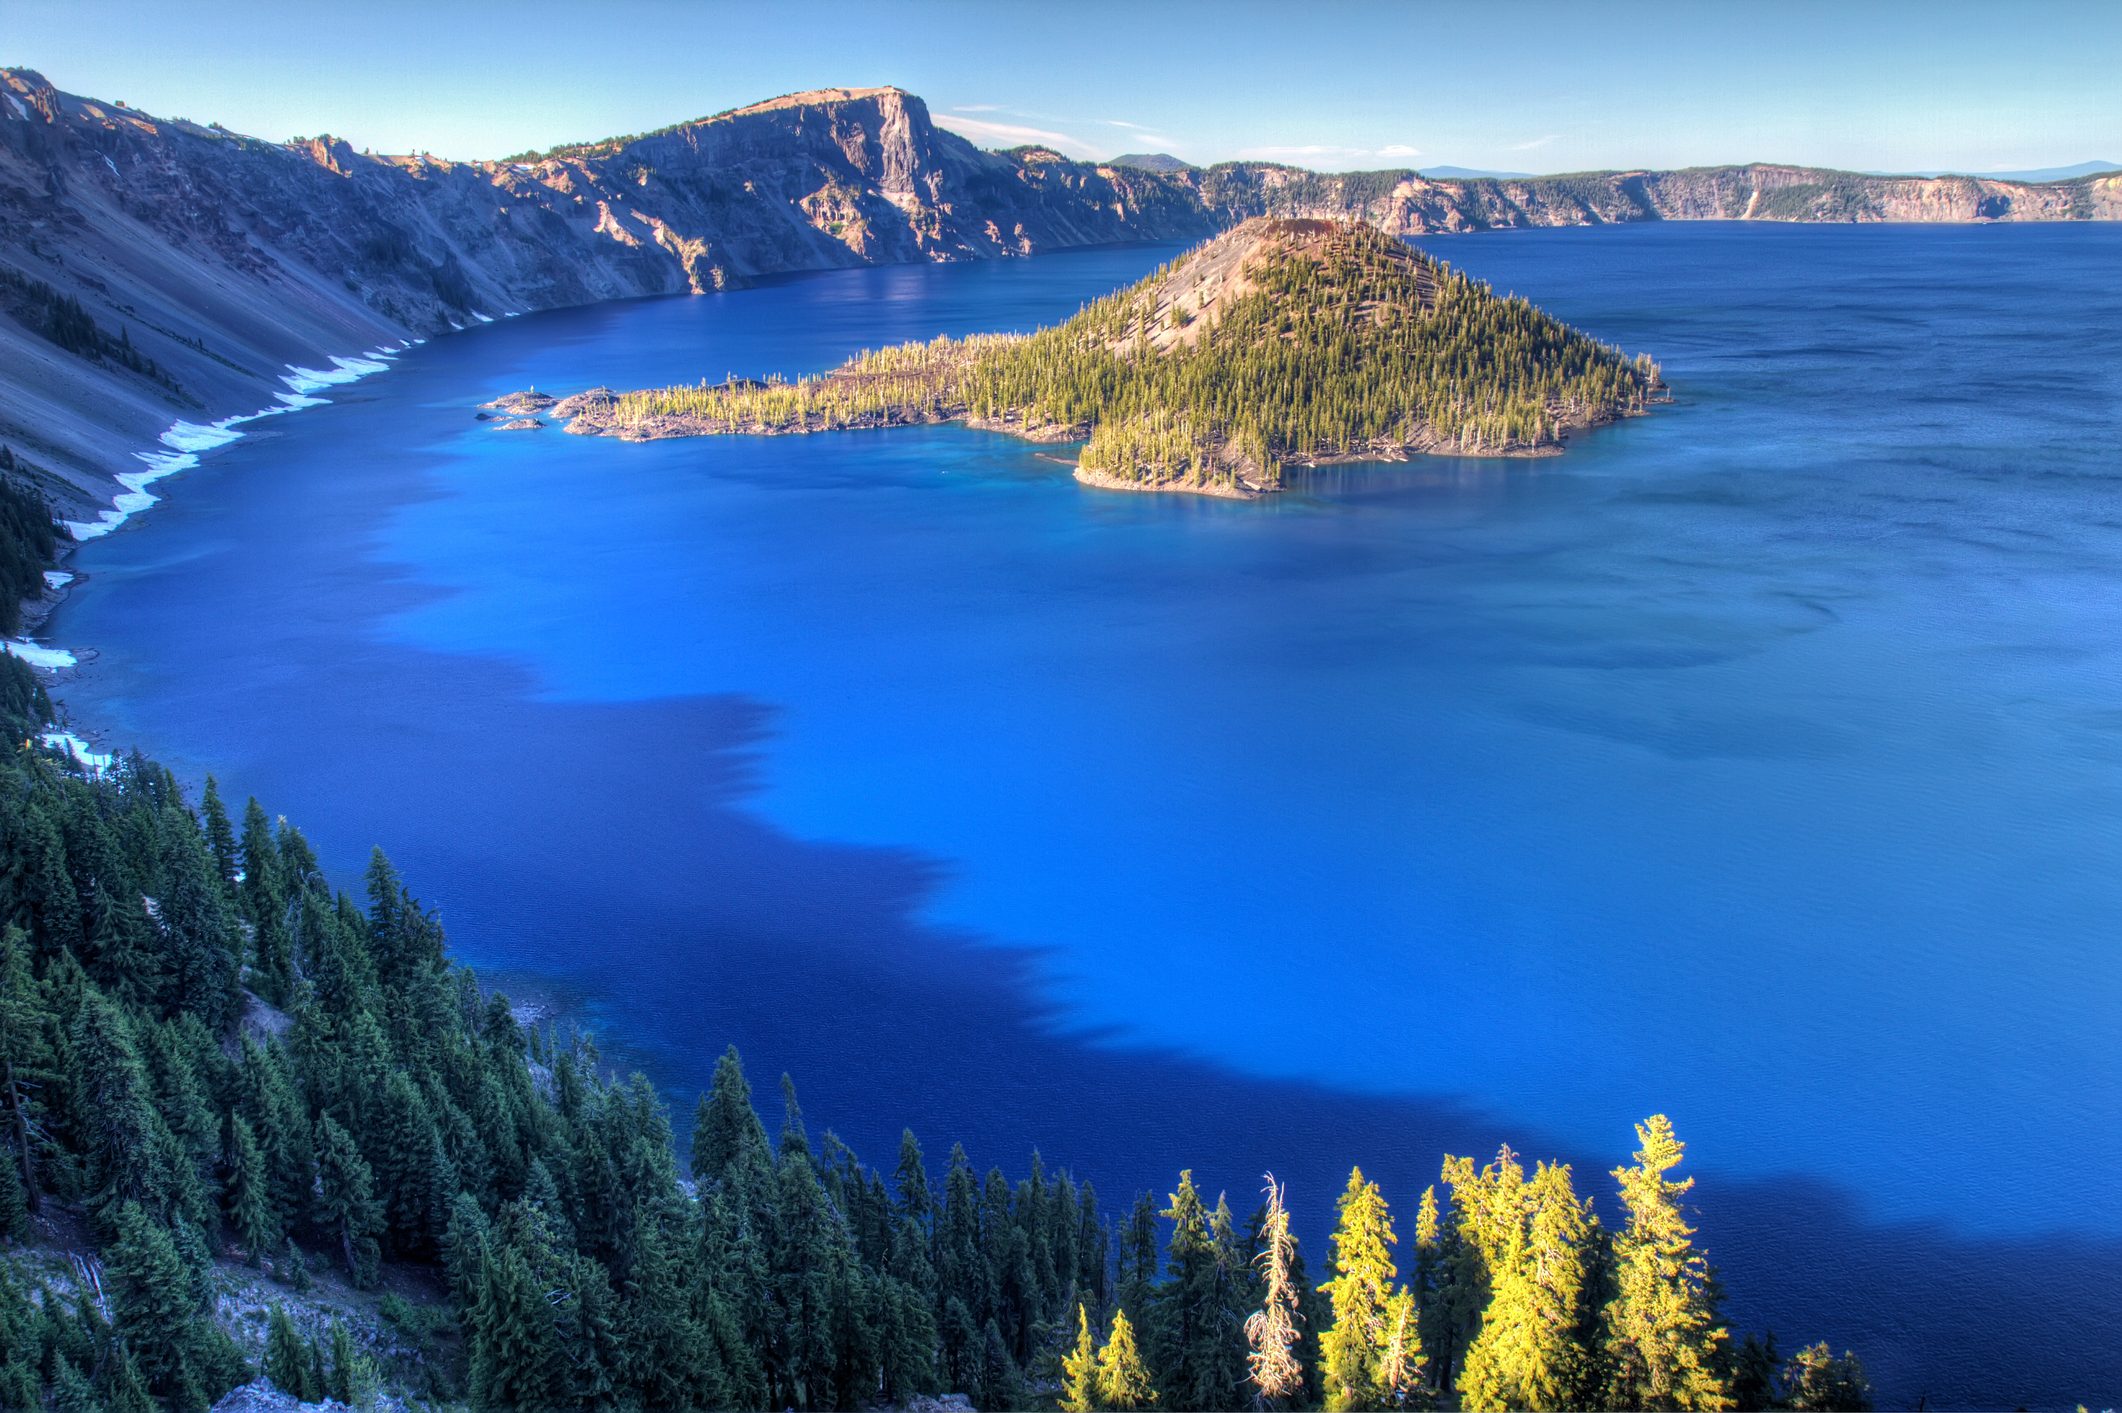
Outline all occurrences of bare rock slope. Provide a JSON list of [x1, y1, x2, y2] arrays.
[[3, 65, 2117, 523], [0, 71, 1210, 517]]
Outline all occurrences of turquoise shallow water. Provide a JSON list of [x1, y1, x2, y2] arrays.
[[48, 225, 2122, 1407]]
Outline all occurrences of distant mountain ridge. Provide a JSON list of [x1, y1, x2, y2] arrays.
[[1923, 160, 2118, 182], [1108, 152, 1195, 173], [1419, 165, 1534, 180], [3, 66, 2120, 522]]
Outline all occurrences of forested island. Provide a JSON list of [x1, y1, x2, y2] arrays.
[[555, 219, 1664, 499], [0, 644, 1875, 1412]]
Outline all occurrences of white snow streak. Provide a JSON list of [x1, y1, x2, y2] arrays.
[[67, 352, 405, 544], [4, 640, 77, 669], [39, 732, 112, 774]]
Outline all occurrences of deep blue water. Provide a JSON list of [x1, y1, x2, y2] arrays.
[[47, 225, 2122, 1408]]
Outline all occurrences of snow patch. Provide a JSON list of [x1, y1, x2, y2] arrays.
[[70, 349, 406, 541], [102, 155, 120, 177], [5, 640, 77, 669], [473, 311, 496, 323], [279, 353, 391, 395], [43, 571, 72, 590], [39, 732, 112, 775], [3, 94, 27, 121], [161, 419, 246, 453]]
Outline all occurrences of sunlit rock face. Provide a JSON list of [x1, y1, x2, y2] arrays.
[[0, 71, 1215, 513], [3, 63, 2116, 516]]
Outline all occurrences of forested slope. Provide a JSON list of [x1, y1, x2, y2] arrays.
[[0, 652, 1874, 1412]]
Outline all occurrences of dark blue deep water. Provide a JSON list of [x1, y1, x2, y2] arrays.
[[46, 225, 2122, 1408]]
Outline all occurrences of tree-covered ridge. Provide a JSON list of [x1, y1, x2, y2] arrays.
[[574, 219, 1663, 498], [0, 651, 1869, 1411]]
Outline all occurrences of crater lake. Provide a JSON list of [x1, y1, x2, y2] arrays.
[[45, 223, 2122, 1409]]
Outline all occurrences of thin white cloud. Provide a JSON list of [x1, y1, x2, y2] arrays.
[[1240, 142, 1422, 166], [951, 103, 1004, 113], [1509, 134, 1558, 151], [1241, 143, 1365, 160], [934, 113, 1100, 158], [1097, 118, 1191, 154]]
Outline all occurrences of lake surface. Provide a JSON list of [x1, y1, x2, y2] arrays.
[[47, 224, 2122, 1408]]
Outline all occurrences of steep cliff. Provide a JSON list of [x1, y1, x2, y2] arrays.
[[1193, 160, 2122, 233], [0, 72, 1212, 519], [3, 65, 2117, 527]]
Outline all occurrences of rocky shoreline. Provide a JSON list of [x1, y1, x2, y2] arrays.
[[7, 62, 2111, 528], [506, 383, 1649, 501]]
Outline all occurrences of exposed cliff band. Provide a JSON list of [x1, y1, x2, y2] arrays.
[[1, 65, 2116, 522]]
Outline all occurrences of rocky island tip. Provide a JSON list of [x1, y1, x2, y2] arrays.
[[537, 219, 1665, 498]]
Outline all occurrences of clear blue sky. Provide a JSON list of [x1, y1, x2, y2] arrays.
[[8, 0, 2116, 173]]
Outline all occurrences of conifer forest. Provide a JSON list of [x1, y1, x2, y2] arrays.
[[0, 655, 1869, 1411]]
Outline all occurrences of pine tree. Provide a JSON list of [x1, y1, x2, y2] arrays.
[[777, 1071, 811, 1161], [1244, 1174, 1304, 1406], [469, 1239, 564, 1411], [104, 1349, 157, 1413], [282, 1238, 312, 1293], [1319, 1166, 1421, 1410], [770, 1145, 860, 1407], [0, 926, 45, 1219], [1731, 1332, 1780, 1412], [1118, 1189, 1160, 1321], [936, 1143, 989, 1386], [1603, 1116, 1732, 1410], [325, 1320, 375, 1405], [1152, 1168, 1230, 1409], [314, 1114, 383, 1286], [894, 1127, 933, 1226], [265, 1305, 319, 1400], [49, 1358, 97, 1413], [0, 1146, 23, 1240], [67, 989, 172, 1228], [692, 1045, 773, 1199], [1411, 1184, 1442, 1386], [104, 1202, 209, 1400], [1062, 1302, 1101, 1412], [1097, 1306, 1157, 1410], [1378, 1287, 1422, 1407], [222, 1112, 279, 1262], [200, 776, 238, 888], [1781, 1343, 1873, 1412], [155, 815, 244, 1032], [617, 1198, 706, 1408], [238, 799, 293, 1002], [975, 1316, 1020, 1411], [1455, 1156, 1595, 1413]]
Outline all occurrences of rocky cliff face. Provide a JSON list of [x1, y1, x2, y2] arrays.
[[0, 72, 1214, 518], [3, 66, 2117, 523], [1190, 160, 2122, 233]]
